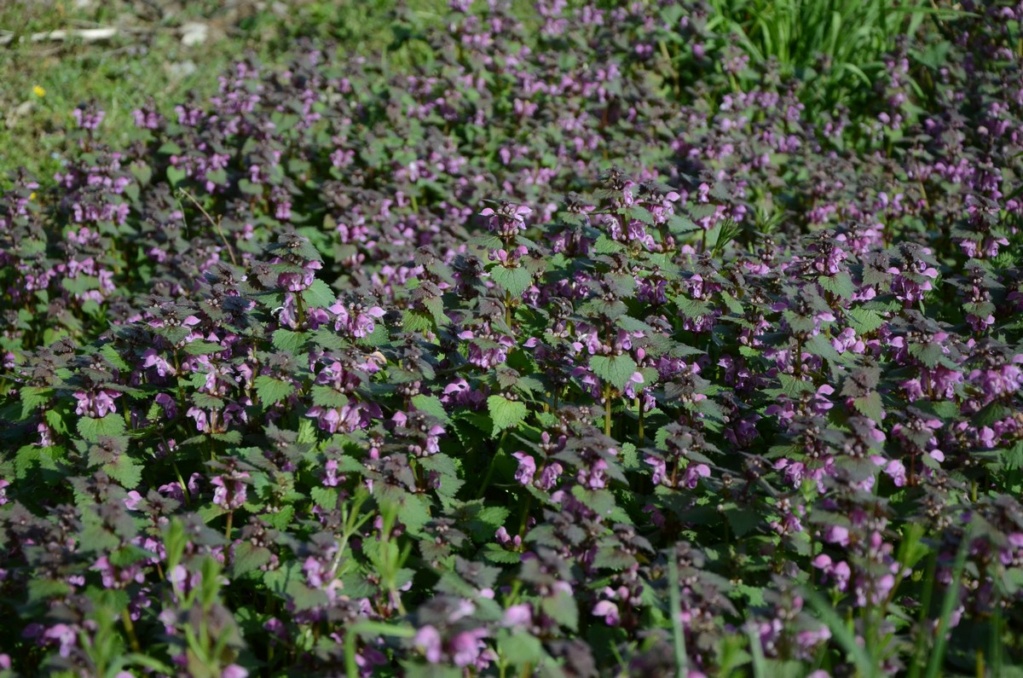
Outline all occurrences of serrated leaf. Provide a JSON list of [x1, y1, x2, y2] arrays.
[[19, 386, 52, 418], [720, 290, 745, 315], [105, 456, 142, 489], [421, 295, 449, 327], [620, 442, 641, 472], [777, 373, 815, 397], [99, 344, 131, 371], [616, 315, 655, 333], [723, 504, 759, 537], [481, 544, 522, 564], [853, 392, 884, 422], [182, 340, 225, 356], [412, 394, 450, 423], [397, 493, 431, 536], [674, 296, 711, 319], [589, 354, 638, 391], [490, 266, 532, 298], [311, 386, 349, 409], [254, 376, 294, 407], [846, 308, 885, 334], [27, 578, 72, 605], [541, 591, 578, 631], [592, 234, 625, 254], [402, 310, 434, 332], [262, 505, 295, 531], [467, 506, 511, 543], [230, 542, 272, 578], [302, 279, 336, 309], [998, 442, 1023, 472], [819, 272, 855, 299], [908, 342, 945, 368], [487, 396, 528, 436], [310, 486, 339, 510], [498, 631, 544, 666], [271, 329, 306, 353], [78, 415, 126, 442], [667, 214, 699, 233], [807, 333, 843, 364]]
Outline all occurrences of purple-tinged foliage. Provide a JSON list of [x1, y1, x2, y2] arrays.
[[1, 0, 1023, 675]]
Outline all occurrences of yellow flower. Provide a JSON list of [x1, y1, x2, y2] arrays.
[[29, 192, 36, 201], [33, 85, 46, 98]]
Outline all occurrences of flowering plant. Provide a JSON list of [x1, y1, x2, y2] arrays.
[[1, 0, 1023, 675]]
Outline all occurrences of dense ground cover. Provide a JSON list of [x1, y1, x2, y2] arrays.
[[2, 0, 1023, 675]]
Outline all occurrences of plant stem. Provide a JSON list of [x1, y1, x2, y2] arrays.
[[121, 607, 141, 652], [604, 383, 613, 438], [637, 395, 645, 444]]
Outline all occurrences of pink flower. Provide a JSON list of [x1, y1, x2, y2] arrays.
[[593, 600, 620, 626], [502, 604, 532, 628], [509, 451, 535, 486], [415, 626, 442, 663]]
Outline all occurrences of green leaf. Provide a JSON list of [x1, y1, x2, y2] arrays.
[[412, 394, 450, 423], [105, 456, 142, 489], [806, 333, 843, 365], [78, 415, 126, 442], [490, 265, 532, 298], [402, 310, 434, 333], [846, 308, 885, 334], [231, 542, 272, 578], [908, 341, 946, 368], [620, 442, 641, 472], [592, 234, 625, 254], [166, 166, 186, 188], [487, 395, 527, 436], [497, 631, 545, 666], [99, 344, 131, 371], [541, 591, 578, 631], [818, 272, 855, 299], [723, 503, 759, 537], [777, 373, 815, 397], [271, 329, 306, 354], [467, 506, 511, 543], [397, 493, 432, 536], [481, 544, 522, 564], [589, 354, 638, 391], [254, 376, 294, 407], [302, 279, 336, 309], [310, 486, 339, 510], [421, 295, 449, 328], [311, 385, 349, 409], [853, 392, 884, 423], [182, 340, 225, 356], [19, 386, 52, 418]]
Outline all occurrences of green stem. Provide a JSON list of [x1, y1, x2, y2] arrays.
[[517, 494, 533, 539], [121, 607, 141, 653], [636, 395, 645, 444], [604, 383, 613, 438]]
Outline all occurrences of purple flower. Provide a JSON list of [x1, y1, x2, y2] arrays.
[[415, 625, 442, 663], [42, 623, 77, 657], [502, 603, 532, 628], [480, 203, 532, 238], [536, 462, 562, 491], [512, 452, 536, 485], [593, 600, 620, 626], [211, 472, 249, 510], [450, 628, 488, 668]]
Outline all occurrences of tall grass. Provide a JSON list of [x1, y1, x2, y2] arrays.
[[704, 0, 959, 106]]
